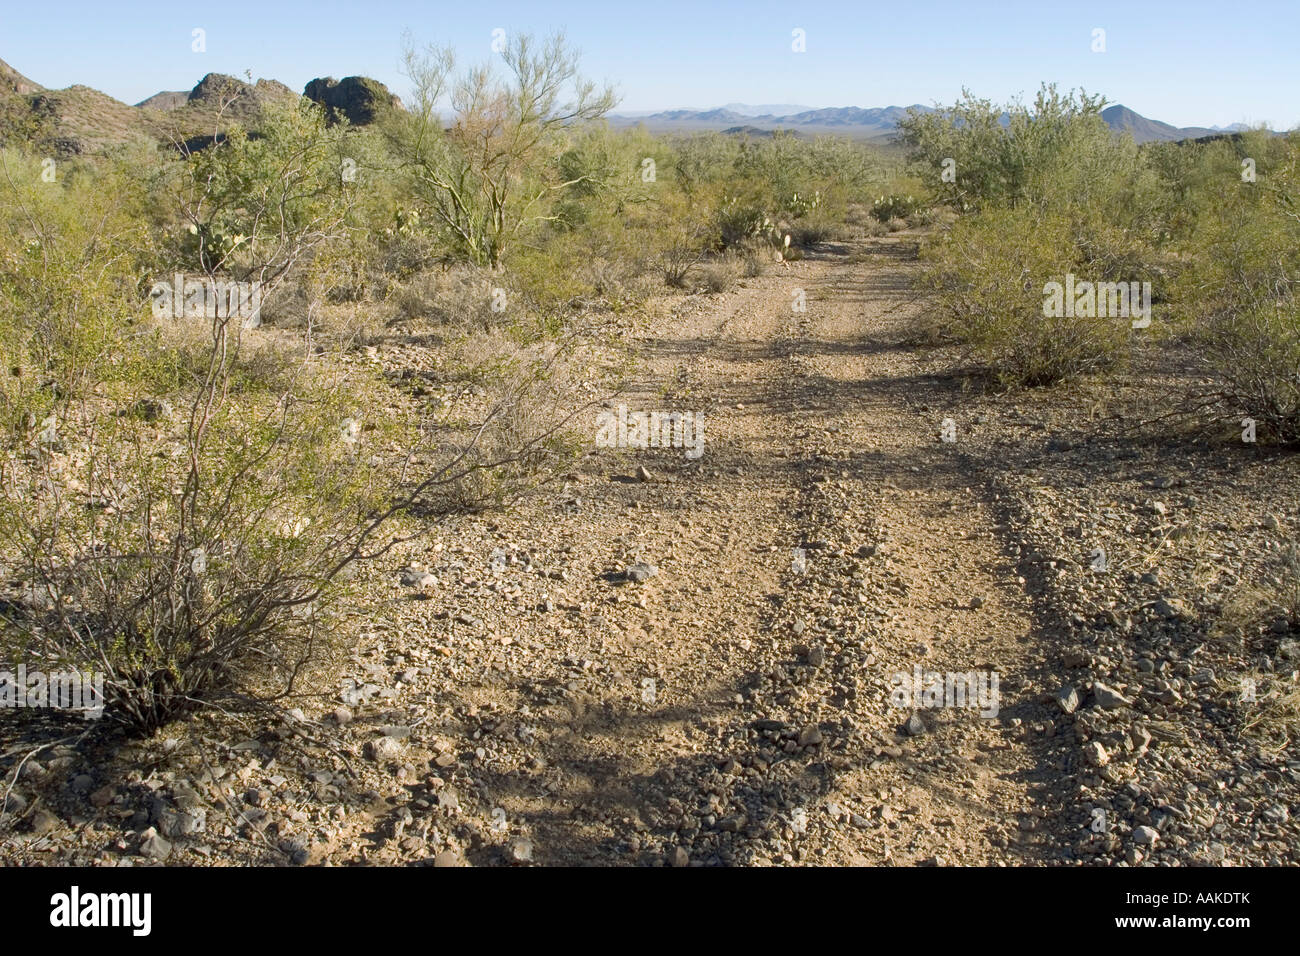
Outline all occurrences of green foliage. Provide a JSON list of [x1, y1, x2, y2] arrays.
[[392, 31, 617, 269], [910, 84, 1172, 386], [0, 129, 402, 732], [900, 85, 1112, 210], [1170, 133, 1300, 442], [922, 206, 1133, 386], [160, 97, 354, 292], [871, 192, 923, 222]]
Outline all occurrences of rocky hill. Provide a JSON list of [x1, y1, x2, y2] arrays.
[[302, 75, 402, 126], [0, 59, 395, 155]]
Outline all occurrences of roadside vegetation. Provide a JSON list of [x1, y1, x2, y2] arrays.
[[0, 33, 900, 733], [1, 39, 1294, 739], [901, 84, 1299, 447]]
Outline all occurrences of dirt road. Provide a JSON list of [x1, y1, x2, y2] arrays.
[[23, 228, 1293, 869], [358, 231, 1077, 866]]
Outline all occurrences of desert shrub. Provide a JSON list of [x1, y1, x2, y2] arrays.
[[909, 84, 1174, 386], [1216, 545, 1300, 751], [421, 336, 591, 511], [697, 257, 740, 293], [0, 107, 573, 735], [899, 85, 1113, 210], [0, 358, 401, 733], [789, 207, 847, 246], [0, 149, 158, 398], [157, 97, 354, 296], [714, 197, 777, 249], [738, 241, 767, 277], [0, 140, 398, 732], [1170, 134, 1300, 443], [392, 32, 616, 269], [922, 206, 1135, 386], [390, 266, 503, 329]]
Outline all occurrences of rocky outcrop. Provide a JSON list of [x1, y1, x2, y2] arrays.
[[302, 76, 401, 126]]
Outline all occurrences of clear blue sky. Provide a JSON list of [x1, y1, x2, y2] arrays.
[[2, 0, 1295, 128]]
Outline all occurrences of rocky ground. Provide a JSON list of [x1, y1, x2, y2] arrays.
[[2, 228, 1297, 866]]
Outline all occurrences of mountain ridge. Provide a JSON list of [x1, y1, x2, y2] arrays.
[[0, 58, 400, 155], [613, 102, 1278, 143]]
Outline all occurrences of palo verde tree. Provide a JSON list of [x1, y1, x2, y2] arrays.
[[392, 30, 617, 269]]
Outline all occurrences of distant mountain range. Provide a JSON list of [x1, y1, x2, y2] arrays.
[[610, 104, 928, 141], [611, 102, 1278, 144], [0, 55, 1278, 155]]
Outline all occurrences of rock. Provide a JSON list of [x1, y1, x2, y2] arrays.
[[1129, 726, 1153, 755], [138, 827, 173, 860], [1261, 804, 1289, 824], [635, 465, 653, 482], [1084, 741, 1110, 767], [365, 736, 404, 762], [508, 838, 533, 863], [1063, 648, 1091, 668], [718, 814, 746, 833], [279, 837, 310, 865], [798, 726, 824, 747], [1092, 682, 1131, 710], [904, 714, 926, 736], [127, 398, 173, 422], [432, 849, 466, 867], [1132, 825, 1159, 846], [332, 707, 353, 726], [669, 846, 690, 867], [302, 75, 402, 125], [1054, 685, 1080, 714], [624, 562, 658, 583], [437, 791, 460, 812], [400, 570, 437, 588], [89, 785, 116, 808], [807, 646, 826, 667], [1151, 597, 1190, 620], [155, 805, 206, 838]]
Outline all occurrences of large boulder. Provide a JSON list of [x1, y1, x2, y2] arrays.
[[302, 76, 401, 126]]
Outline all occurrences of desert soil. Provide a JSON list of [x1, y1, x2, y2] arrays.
[[4, 228, 1297, 867]]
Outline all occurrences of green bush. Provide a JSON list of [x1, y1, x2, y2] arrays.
[[871, 193, 923, 222], [922, 206, 1136, 386], [1171, 133, 1300, 443]]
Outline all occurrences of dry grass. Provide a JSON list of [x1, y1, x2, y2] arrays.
[[1216, 544, 1300, 752]]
